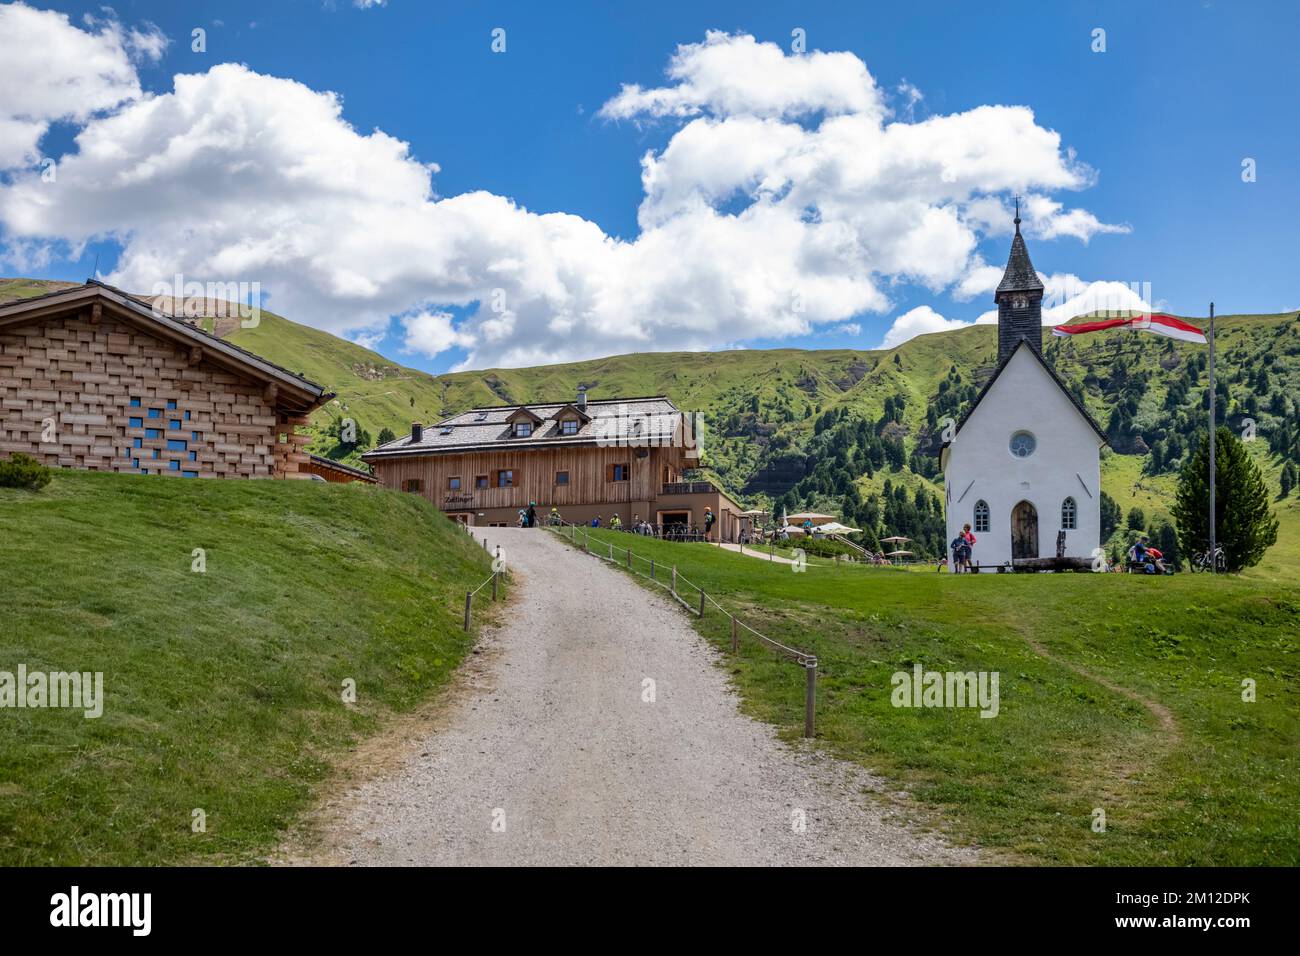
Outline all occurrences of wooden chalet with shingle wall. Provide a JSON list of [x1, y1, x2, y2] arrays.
[[0, 281, 331, 478]]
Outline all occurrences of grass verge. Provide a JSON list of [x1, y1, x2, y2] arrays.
[[0, 470, 498, 865]]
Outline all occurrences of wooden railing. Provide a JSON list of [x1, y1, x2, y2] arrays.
[[661, 480, 717, 495]]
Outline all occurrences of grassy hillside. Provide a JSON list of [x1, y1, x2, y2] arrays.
[[230, 301, 1300, 560], [566, 526, 1299, 865], [5, 277, 1296, 560], [0, 470, 498, 865]]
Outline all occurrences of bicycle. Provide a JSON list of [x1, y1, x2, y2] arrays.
[[1190, 546, 1226, 573]]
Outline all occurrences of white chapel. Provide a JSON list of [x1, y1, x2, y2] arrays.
[[940, 213, 1107, 570]]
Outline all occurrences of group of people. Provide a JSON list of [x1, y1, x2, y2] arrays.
[[937, 525, 1171, 574], [1127, 535, 1170, 574], [948, 523, 978, 573]]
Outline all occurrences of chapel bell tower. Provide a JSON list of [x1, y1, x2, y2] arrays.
[[994, 199, 1045, 364]]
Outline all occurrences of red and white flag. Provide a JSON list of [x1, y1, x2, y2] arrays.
[[1051, 312, 1208, 344]]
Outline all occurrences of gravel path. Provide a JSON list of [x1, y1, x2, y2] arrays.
[[288, 528, 976, 866]]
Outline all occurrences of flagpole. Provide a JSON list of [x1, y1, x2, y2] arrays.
[[1208, 302, 1216, 573]]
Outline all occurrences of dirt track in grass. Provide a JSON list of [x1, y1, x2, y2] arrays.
[[279, 528, 979, 866]]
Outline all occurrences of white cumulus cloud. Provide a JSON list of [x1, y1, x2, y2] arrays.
[[0, 2, 150, 168], [877, 305, 974, 349], [973, 272, 1152, 325], [0, 28, 1130, 369]]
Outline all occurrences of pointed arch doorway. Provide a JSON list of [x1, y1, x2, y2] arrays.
[[1011, 500, 1038, 560]]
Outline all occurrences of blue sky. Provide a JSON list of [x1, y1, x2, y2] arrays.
[[2, 0, 1298, 373]]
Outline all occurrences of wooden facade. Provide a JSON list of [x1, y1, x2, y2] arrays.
[[0, 283, 328, 478], [366, 408, 749, 539], [375, 444, 679, 513]]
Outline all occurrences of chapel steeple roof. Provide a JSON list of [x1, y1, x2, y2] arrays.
[[996, 199, 1045, 295]]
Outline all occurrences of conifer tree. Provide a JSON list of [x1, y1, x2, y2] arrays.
[[1172, 426, 1278, 571]]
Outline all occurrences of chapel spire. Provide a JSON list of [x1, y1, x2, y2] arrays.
[[994, 201, 1044, 363]]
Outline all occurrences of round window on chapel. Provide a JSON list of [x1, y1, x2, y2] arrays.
[[1009, 430, 1037, 458]]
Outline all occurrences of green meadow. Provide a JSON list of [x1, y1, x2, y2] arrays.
[[560, 524, 1299, 865], [0, 471, 497, 865]]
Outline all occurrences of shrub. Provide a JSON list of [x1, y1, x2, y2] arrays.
[[0, 453, 52, 490], [795, 536, 859, 558]]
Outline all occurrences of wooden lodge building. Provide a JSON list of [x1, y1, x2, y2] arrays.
[[363, 387, 748, 539], [0, 281, 331, 478]]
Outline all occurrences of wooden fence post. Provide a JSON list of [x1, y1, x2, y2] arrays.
[[698, 590, 705, 617], [804, 658, 818, 738], [671, 567, 677, 596], [650, 558, 655, 580], [627, 547, 632, 569], [492, 571, 498, 601], [731, 615, 738, 653], [463, 591, 472, 632]]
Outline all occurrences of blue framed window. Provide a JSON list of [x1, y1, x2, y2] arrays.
[[147, 408, 162, 419], [182, 470, 198, 478], [151, 449, 160, 460], [129, 417, 143, 428], [169, 419, 182, 430], [122, 448, 130, 459], [132, 458, 140, 469], [167, 439, 187, 451], [145, 428, 161, 439], [129, 398, 141, 408], [184, 410, 191, 421], [191, 431, 199, 441], [132, 437, 142, 449], [188, 451, 197, 461], [169, 460, 180, 471], [166, 400, 177, 410]]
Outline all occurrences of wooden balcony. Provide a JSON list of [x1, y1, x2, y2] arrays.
[[661, 480, 717, 496]]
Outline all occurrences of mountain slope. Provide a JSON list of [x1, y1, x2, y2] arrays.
[[4, 278, 1296, 564]]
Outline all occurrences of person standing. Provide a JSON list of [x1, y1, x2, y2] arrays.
[[960, 522, 977, 573], [526, 501, 537, 528]]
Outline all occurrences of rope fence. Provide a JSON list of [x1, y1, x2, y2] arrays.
[[458, 521, 509, 633], [551, 520, 819, 737]]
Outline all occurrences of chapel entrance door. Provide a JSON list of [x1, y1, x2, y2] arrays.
[[1011, 500, 1038, 560]]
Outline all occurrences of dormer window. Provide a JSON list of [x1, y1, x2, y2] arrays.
[[504, 406, 544, 438], [560, 418, 578, 436]]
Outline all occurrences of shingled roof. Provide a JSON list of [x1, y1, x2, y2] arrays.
[[995, 217, 1045, 295], [363, 395, 686, 459], [0, 279, 331, 413]]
